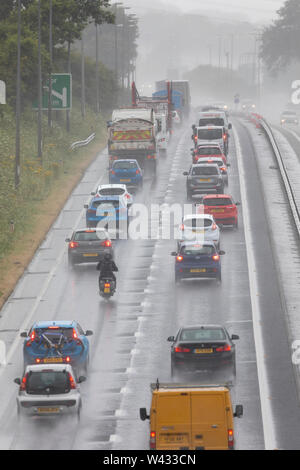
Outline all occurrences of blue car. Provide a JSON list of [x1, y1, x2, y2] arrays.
[[171, 241, 225, 283], [109, 159, 143, 191], [85, 195, 128, 230], [20, 321, 93, 376]]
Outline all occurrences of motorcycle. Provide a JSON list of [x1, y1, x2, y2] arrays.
[[99, 277, 116, 299]]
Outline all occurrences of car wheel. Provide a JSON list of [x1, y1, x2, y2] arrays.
[[68, 256, 74, 268], [216, 272, 222, 283], [175, 274, 181, 284], [187, 190, 192, 201], [171, 363, 178, 379], [234, 220, 238, 230]]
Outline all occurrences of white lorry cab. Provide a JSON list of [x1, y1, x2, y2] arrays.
[[155, 113, 170, 155]]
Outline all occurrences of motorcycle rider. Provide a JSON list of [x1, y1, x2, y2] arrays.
[[96, 252, 118, 289]]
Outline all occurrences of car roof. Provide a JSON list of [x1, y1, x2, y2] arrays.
[[74, 227, 108, 233], [199, 157, 224, 162], [183, 213, 214, 220], [113, 159, 139, 163], [24, 364, 74, 373], [179, 324, 226, 331], [97, 184, 126, 190], [197, 125, 224, 130], [32, 321, 76, 329], [197, 143, 222, 148], [203, 194, 232, 199], [179, 240, 216, 248], [192, 163, 220, 168], [91, 195, 122, 202]]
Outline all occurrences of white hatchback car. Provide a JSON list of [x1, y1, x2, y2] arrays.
[[92, 184, 133, 206], [14, 364, 85, 420], [178, 214, 220, 249]]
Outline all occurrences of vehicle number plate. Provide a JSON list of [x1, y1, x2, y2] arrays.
[[195, 348, 213, 354], [43, 357, 63, 363], [192, 229, 204, 233], [120, 179, 131, 182], [190, 268, 206, 273], [83, 253, 98, 257], [212, 209, 224, 213], [161, 434, 186, 443], [37, 407, 59, 413], [104, 287, 110, 293], [199, 178, 211, 182]]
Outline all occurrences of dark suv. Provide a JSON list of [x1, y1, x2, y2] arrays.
[[183, 163, 224, 200]]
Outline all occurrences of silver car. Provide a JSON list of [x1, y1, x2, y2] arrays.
[[14, 364, 85, 419], [184, 163, 224, 199], [66, 227, 113, 267]]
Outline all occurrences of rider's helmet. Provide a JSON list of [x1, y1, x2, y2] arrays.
[[104, 252, 112, 262]]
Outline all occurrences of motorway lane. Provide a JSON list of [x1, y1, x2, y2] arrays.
[[0, 117, 298, 450]]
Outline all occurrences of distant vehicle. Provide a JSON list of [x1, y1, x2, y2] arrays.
[[178, 214, 220, 249], [167, 324, 239, 379], [198, 111, 232, 146], [65, 228, 113, 266], [199, 194, 240, 229], [155, 113, 170, 155], [152, 89, 183, 117], [191, 143, 227, 165], [155, 80, 191, 117], [171, 240, 225, 283], [21, 320, 93, 375], [14, 364, 85, 420], [109, 159, 143, 191], [172, 110, 181, 126], [212, 102, 229, 113], [183, 163, 225, 199], [280, 110, 299, 126], [241, 99, 256, 113], [108, 108, 157, 173], [84, 195, 128, 230], [140, 381, 243, 450], [192, 125, 227, 155], [194, 157, 229, 185], [92, 184, 133, 206]]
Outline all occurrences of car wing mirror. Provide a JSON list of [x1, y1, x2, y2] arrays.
[[170, 252, 177, 256], [228, 123, 232, 129], [20, 331, 28, 338], [226, 163, 231, 167], [231, 334, 239, 340], [14, 378, 21, 385], [78, 376, 86, 384], [183, 171, 188, 176], [91, 192, 96, 196], [234, 404, 243, 418], [235, 202, 241, 206], [85, 330, 93, 336], [219, 250, 225, 255], [65, 238, 71, 243], [167, 336, 175, 342], [84, 204, 88, 209], [140, 407, 149, 421]]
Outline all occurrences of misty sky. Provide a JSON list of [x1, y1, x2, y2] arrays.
[[122, 0, 284, 22]]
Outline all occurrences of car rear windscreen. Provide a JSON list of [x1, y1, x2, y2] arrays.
[[34, 327, 74, 342], [199, 118, 225, 127], [197, 147, 221, 155], [180, 328, 225, 341], [98, 188, 124, 196], [204, 198, 232, 206], [192, 166, 219, 176], [114, 161, 137, 170], [74, 231, 107, 241], [26, 371, 70, 395], [180, 245, 215, 256], [92, 201, 120, 209], [197, 129, 223, 140], [200, 159, 223, 167], [183, 218, 212, 228]]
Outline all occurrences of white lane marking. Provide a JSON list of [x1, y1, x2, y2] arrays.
[[233, 126, 278, 450], [225, 319, 253, 324], [0, 155, 106, 381]]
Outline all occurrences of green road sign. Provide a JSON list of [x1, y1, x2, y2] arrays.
[[33, 73, 72, 110]]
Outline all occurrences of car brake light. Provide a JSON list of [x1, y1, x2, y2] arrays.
[[101, 240, 112, 247], [150, 431, 156, 449], [125, 194, 130, 199], [212, 254, 220, 261], [65, 356, 71, 363], [20, 374, 28, 391], [175, 346, 190, 353], [69, 241, 79, 249], [72, 328, 78, 339], [228, 429, 234, 448], [176, 255, 183, 262], [212, 223, 217, 230], [194, 135, 198, 141], [35, 358, 41, 364], [216, 344, 231, 352], [223, 134, 227, 140], [68, 373, 76, 389], [180, 224, 184, 231], [220, 166, 226, 172], [30, 330, 36, 341], [136, 169, 140, 174], [104, 283, 111, 288]]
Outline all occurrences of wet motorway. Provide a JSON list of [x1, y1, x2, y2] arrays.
[[0, 119, 300, 450]]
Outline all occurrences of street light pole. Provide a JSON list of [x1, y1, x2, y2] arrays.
[[15, 0, 21, 190], [95, 23, 100, 114], [37, 0, 42, 162], [81, 31, 86, 119], [48, 0, 53, 130]]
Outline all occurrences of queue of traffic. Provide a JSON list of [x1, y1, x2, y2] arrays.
[[12, 84, 244, 449]]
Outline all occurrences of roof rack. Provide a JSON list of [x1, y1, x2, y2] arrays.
[[150, 379, 233, 391]]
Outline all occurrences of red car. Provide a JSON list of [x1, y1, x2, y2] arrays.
[[198, 194, 240, 228], [192, 144, 227, 165]]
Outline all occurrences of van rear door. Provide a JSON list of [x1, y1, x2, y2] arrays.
[[191, 392, 228, 450], [156, 392, 191, 450]]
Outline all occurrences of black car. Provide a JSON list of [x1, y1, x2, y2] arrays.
[[168, 325, 239, 379], [183, 163, 224, 200]]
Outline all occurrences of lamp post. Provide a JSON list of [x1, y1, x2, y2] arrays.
[[95, 23, 100, 114], [48, 0, 53, 130], [15, 0, 21, 189], [37, 0, 42, 162]]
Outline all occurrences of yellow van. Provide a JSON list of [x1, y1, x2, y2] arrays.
[[140, 382, 243, 450]]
